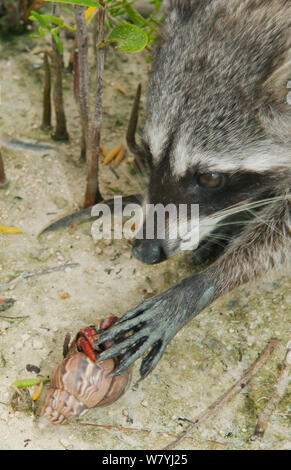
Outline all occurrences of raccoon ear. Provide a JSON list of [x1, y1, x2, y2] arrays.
[[260, 53, 291, 142], [263, 51, 291, 107]]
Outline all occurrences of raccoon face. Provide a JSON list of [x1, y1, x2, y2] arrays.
[[132, 0, 291, 265], [132, 137, 277, 265]]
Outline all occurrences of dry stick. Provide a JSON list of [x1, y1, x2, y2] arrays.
[[73, 44, 87, 159], [126, 84, 146, 174], [254, 340, 291, 439], [41, 52, 52, 131], [74, 6, 90, 162], [78, 422, 226, 446], [92, 10, 99, 67], [72, 37, 79, 101], [0, 150, 7, 188], [51, 3, 69, 142], [109, 165, 120, 180], [67, 33, 76, 73], [164, 338, 280, 450], [84, 2, 105, 208], [0, 315, 30, 320], [0, 263, 79, 293]]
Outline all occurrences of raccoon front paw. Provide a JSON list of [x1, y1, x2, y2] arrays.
[[93, 273, 216, 379], [93, 295, 170, 379]]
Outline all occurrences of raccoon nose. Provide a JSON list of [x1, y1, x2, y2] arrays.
[[133, 239, 167, 265]]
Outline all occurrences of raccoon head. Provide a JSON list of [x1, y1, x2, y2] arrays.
[[132, 0, 291, 265]]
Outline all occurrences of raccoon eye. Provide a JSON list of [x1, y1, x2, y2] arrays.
[[197, 172, 224, 189]]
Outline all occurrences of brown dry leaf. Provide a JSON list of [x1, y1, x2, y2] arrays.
[[100, 145, 108, 158], [114, 147, 127, 167], [60, 293, 70, 300], [116, 84, 127, 95], [103, 144, 122, 165]]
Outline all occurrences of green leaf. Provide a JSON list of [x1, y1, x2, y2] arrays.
[[38, 26, 47, 37], [119, 1, 146, 26], [150, 0, 163, 11], [108, 187, 122, 194], [10, 378, 50, 388], [108, 5, 123, 18], [52, 32, 64, 55], [29, 11, 63, 54], [51, 26, 61, 35], [63, 23, 77, 32], [40, 15, 65, 27], [106, 22, 148, 53], [43, 0, 101, 6], [29, 11, 52, 31]]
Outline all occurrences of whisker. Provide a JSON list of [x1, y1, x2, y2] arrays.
[[207, 194, 290, 221]]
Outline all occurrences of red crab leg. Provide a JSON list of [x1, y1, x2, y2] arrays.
[[77, 317, 119, 361], [77, 335, 97, 362]]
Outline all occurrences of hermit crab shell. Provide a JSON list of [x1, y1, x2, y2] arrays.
[[40, 350, 132, 425]]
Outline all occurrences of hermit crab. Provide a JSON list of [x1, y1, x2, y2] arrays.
[[40, 316, 132, 424]]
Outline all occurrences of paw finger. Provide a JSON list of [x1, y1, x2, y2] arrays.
[[96, 331, 146, 362], [117, 298, 155, 323], [140, 341, 166, 379], [113, 337, 149, 375], [94, 315, 145, 347]]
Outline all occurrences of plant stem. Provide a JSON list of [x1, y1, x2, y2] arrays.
[[51, 3, 69, 142], [41, 52, 52, 131], [254, 341, 291, 439], [126, 83, 146, 173], [84, 2, 105, 207], [92, 10, 98, 67], [74, 5, 90, 162], [0, 150, 7, 188], [0, 263, 80, 293], [79, 422, 196, 442]]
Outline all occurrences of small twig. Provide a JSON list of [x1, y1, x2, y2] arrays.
[[84, 1, 105, 207], [63, 333, 71, 358], [79, 422, 193, 442], [0, 150, 7, 188], [0, 263, 80, 292], [79, 422, 227, 447], [164, 338, 280, 450], [51, 3, 69, 142], [109, 165, 120, 180], [253, 340, 291, 439], [126, 84, 146, 174], [0, 315, 29, 320], [74, 5, 90, 162], [41, 52, 52, 131]]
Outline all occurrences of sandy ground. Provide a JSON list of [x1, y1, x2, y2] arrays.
[[0, 15, 290, 450]]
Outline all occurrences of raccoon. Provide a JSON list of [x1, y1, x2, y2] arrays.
[[96, 0, 291, 379]]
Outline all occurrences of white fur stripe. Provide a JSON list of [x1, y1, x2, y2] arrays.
[[171, 141, 291, 176]]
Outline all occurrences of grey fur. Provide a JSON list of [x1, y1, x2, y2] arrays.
[[96, 0, 291, 379], [145, 0, 291, 173]]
